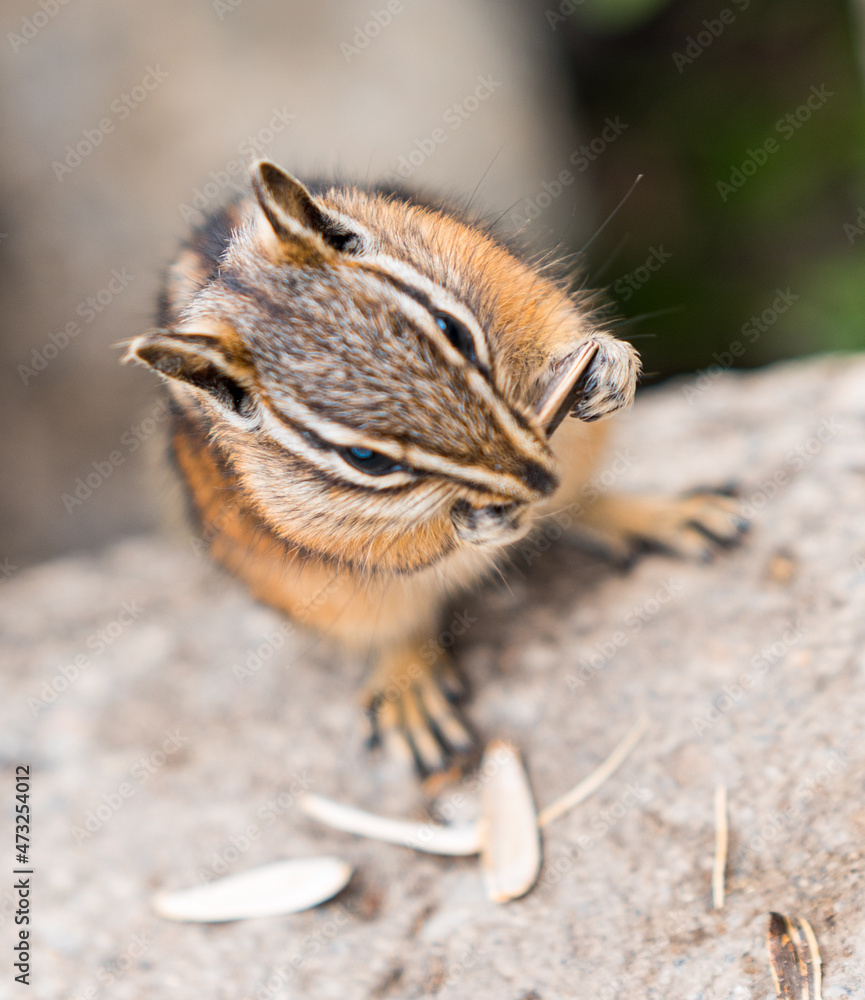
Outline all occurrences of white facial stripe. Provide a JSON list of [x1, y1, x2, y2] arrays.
[[176, 381, 413, 491], [373, 479, 452, 527], [256, 407, 413, 489], [165, 262, 553, 499], [255, 402, 537, 500], [356, 253, 492, 369], [255, 342, 544, 495], [397, 444, 538, 500], [265, 377, 548, 500], [349, 269, 470, 372], [353, 255, 551, 466]]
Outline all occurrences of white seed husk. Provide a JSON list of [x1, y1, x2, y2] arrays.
[[152, 856, 352, 923], [479, 741, 541, 903], [300, 793, 482, 856]]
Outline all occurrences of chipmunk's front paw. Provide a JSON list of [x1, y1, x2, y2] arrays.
[[569, 333, 640, 423], [363, 651, 475, 777]]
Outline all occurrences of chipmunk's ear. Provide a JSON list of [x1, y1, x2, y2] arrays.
[[123, 326, 258, 420], [250, 160, 367, 254]]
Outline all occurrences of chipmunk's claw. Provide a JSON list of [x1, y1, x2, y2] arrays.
[[567, 489, 750, 565], [665, 490, 750, 559], [568, 333, 640, 424], [364, 669, 475, 777]]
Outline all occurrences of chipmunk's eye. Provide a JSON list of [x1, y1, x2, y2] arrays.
[[340, 446, 404, 476], [434, 312, 477, 364]]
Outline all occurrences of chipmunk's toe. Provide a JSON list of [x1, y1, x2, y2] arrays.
[[568, 489, 749, 564], [653, 491, 749, 560], [365, 674, 475, 777]]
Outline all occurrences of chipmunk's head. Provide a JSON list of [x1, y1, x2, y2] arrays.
[[127, 161, 638, 574]]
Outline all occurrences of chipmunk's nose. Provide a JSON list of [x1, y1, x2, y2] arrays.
[[519, 460, 557, 498], [484, 502, 520, 522]]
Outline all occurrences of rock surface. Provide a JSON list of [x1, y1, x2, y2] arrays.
[[2, 354, 864, 1000]]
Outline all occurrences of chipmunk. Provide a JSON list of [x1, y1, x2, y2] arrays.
[[125, 160, 745, 774]]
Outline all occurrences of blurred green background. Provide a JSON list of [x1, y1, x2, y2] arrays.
[[541, 0, 865, 381]]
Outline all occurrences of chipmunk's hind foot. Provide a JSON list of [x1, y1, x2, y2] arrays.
[[574, 489, 749, 565], [363, 650, 475, 777]]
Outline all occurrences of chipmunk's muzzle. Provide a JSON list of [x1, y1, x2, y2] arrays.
[[450, 499, 528, 548]]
